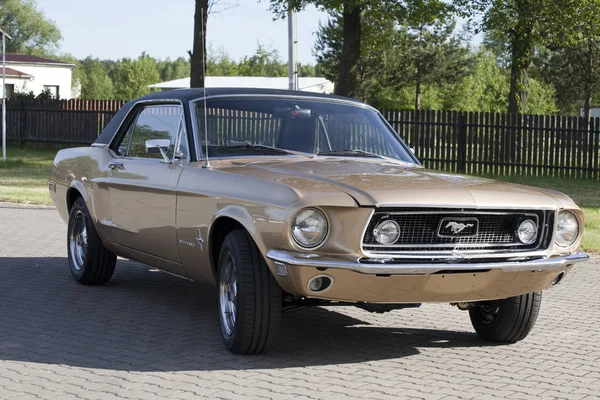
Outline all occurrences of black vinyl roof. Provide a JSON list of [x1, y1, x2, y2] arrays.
[[95, 88, 364, 146], [135, 87, 363, 104]]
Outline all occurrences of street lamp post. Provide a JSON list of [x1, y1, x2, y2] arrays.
[[287, 11, 297, 91], [1, 28, 12, 162]]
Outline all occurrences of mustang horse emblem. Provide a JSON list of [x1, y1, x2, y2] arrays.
[[445, 221, 474, 234]]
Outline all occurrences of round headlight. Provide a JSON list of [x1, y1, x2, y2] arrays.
[[555, 210, 579, 247], [517, 219, 538, 244], [373, 219, 400, 245], [291, 208, 328, 248]]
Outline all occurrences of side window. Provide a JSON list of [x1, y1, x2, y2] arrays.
[[116, 123, 134, 156], [127, 105, 187, 159]]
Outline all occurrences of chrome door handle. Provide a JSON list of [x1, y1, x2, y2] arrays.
[[108, 161, 124, 170]]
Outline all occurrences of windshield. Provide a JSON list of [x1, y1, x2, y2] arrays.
[[193, 97, 417, 164]]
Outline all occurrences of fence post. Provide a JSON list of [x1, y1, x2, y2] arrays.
[[457, 112, 467, 174]]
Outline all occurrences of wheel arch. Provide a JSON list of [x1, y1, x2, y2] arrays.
[[208, 206, 267, 277], [66, 181, 87, 212]]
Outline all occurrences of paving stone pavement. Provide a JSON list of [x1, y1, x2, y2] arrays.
[[0, 204, 599, 400]]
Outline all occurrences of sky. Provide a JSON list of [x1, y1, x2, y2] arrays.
[[36, 0, 327, 65]]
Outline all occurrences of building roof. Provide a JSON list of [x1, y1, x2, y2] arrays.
[[1, 67, 32, 79], [4, 53, 74, 67], [149, 76, 334, 93]]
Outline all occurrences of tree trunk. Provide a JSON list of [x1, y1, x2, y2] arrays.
[[334, 3, 361, 97], [508, 11, 535, 115], [190, 0, 209, 88], [583, 38, 594, 123], [415, 77, 421, 111]]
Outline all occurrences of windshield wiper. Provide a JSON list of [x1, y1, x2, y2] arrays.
[[318, 149, 414, 166], [224, 143, 315, 158], [318, 149, 383, 158], [224, 143, 288, 153]]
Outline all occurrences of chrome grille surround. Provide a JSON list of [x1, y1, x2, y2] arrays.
[[362, 208, 554, 256]]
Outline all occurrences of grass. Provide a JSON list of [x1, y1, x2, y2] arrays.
[[0, 146, 598, 252], [0, 146, 57, 205]]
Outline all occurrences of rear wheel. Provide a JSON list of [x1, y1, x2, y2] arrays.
[[217, 230, 282, 354], [469, 292, 542, 343], [67, 197, 116, 285]]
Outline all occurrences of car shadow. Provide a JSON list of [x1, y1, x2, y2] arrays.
[[0, 257, 494, 372]]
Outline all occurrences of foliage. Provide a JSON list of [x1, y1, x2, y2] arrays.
[[78, 57, 115, 99], [113, 53, 160, 100], [314, 11, 474, 110], [388, 19, 474, 110], [0, 0, 62, 55], [271, 0, 451, 97], [237, 44, 288, 77], [11, 89, 54, 100], [157, 57, 191, 82], [455, 0, 600, 114]]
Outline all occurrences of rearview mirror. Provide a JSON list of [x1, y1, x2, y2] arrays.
[[146, 139, 171, 163]]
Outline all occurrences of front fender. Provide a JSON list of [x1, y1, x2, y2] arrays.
[[209, 204, 289, 269]]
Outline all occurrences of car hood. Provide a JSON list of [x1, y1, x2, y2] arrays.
[[216, 157, 575, 209]]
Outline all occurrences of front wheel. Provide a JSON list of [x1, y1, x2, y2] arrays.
[[469, 292, 542, 343], [217, 230, 282, 354]]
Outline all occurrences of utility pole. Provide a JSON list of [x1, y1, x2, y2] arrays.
[[1, 29, 12, 162], [287, 11, 297, 90]]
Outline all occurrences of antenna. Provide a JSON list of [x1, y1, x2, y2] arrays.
[[201, 7, 211, 169]]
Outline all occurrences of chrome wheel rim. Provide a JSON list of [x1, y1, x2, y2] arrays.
[[219, 252, 237, 336], [478, 302, 500, 324], [69, 210, 87, 271]]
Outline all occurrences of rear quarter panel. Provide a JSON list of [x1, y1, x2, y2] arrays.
[[50, 147, 111, 234]]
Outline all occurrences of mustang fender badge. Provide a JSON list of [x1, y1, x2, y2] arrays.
[[179, 228, 205, 251]]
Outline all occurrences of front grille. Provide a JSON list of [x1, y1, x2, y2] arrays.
[[362, 208, 553, 253]]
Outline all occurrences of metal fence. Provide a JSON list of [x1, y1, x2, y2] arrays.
[[1, 99, 599, 179]]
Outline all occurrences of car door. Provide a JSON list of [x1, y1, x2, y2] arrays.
[[105, 103, 190, 263]]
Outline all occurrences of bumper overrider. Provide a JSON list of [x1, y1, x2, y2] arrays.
[[266, 250, 589, 304]]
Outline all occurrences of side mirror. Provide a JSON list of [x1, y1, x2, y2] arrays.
[[146, 139, 171, 163]]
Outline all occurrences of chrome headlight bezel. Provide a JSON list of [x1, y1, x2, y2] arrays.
[[373, 219, 401, 245], [555, 210, 580, 248], [516, 219, 538, 245], [291, 207, 329, 249]]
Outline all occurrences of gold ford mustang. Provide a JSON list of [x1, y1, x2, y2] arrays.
[[49, 88, 588, 354]]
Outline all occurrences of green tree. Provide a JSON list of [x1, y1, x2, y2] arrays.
[[79, 57, 115, 99], [113, 53, 159, 100], [271, 0, 450, 98], [0, 0, 61, 55], [237, 44, 287, 77], [206, 45, 239, 76], [314, 10, 398, 103], [157, 57, 191, 82], [388, 19, 473, 110], [455, 0, 600, 114]]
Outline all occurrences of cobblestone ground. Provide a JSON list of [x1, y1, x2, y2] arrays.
[[0, 204, 599, 400]]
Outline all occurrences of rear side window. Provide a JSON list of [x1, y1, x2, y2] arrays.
[[113, 104, 188, 159]]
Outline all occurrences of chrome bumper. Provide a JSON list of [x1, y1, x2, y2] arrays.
[[266, 250, 589, 275]]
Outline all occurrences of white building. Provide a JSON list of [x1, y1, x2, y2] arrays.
[[2, 54, 75, 100], [148, 76, 334, 94]]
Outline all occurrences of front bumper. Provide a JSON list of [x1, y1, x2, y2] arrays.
[[266, 250, 589, 275], [266, 250, 589, 304]]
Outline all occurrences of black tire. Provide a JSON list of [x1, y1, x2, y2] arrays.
[[217, 230, 282, 354], [67, 196, 116, 285], [469, 291, 542, 343]]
